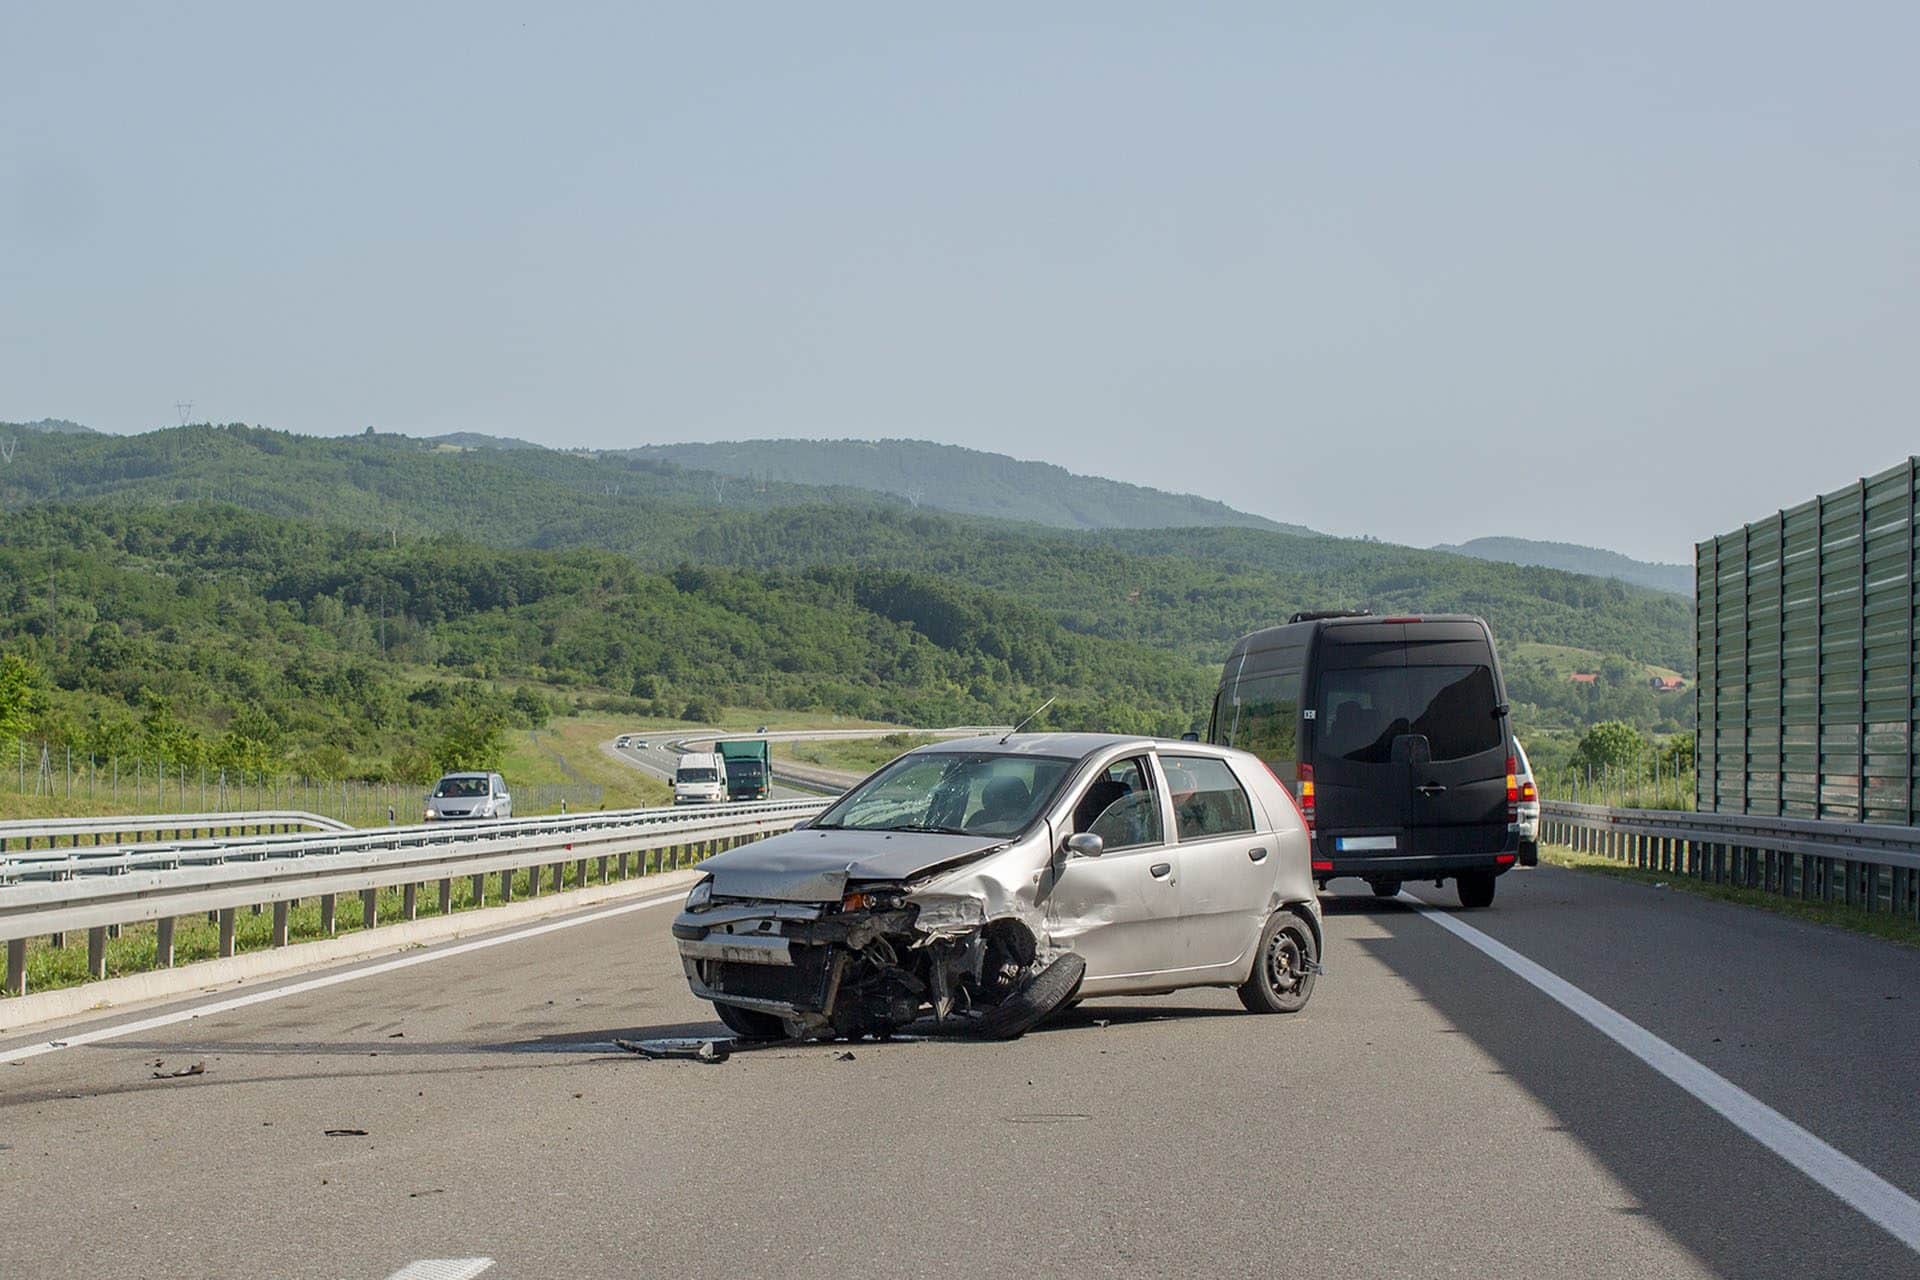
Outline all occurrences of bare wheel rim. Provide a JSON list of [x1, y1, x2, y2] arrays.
[[1265, 926, 1305, 995]]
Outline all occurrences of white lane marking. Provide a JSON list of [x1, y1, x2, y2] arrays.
[[1404, 894, 1920, 1255], [1, 889, 689, 1064], [385, 1260, 494, 1280]]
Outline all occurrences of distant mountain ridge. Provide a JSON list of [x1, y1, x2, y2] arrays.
[[2, 418, 98, 436], [1433, 536, 1692, 596], [627, 438, 1314, 535]]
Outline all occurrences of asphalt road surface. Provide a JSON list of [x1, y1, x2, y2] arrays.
[[3, 865, 1917, 1280]]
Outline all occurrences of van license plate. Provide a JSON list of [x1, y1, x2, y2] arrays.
[[1336, 836, 1398, 852]]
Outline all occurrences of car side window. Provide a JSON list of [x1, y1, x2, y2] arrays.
[[1161, 755, 1256, 841], [1071, 756, 1163, 851]]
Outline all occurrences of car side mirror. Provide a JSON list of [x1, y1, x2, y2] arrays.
[[1180, 731, 1200, 742], [1065, 832, 1105, 859]]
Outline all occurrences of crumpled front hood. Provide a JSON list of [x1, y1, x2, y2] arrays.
[[700, 827, 1008, 902]]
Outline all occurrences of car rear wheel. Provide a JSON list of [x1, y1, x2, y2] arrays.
[[1456, 871, 1497, 909], [712, 1001, 787, 1041], [1368, 878, 1402, 899], [1238, 910, 1317, 1014]]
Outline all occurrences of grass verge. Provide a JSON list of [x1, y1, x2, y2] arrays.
[[1542, 844, 1920, 949], [775, 733, 939, 775]]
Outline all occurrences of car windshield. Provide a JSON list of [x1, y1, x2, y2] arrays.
[[677, 767, 718, 783], [434, 776, 489, 798], [812, 751, 1075, 837]]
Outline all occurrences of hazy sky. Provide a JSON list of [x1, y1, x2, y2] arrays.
[[4, 3, 1916, 561]]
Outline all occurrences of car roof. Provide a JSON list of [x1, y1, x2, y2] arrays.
[[904, 732, 1236, 761]]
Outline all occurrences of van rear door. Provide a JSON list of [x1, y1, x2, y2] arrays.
[[1309, 631, 1412, 856], [1399, 637, 1511, 855]]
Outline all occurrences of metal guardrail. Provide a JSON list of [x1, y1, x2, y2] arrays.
[[0, 798, 827, 997], [0, 810, 353, 854], [1540, 800, 1920, 920]]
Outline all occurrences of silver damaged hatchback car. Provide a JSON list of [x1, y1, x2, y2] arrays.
[[672, 734, 1321, 1041]]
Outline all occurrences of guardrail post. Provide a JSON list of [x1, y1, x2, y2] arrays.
[[619, 851, 630, 879], [361, 889, 377, 930], [5, 939, 24, 997], [438, 879, 453, 915], [87, 927, 107, 980], [272, 901, 289, 947], [470, 872, 485, 907], [501, 869, 515, 902], [575, 857, 587, 888], [218, 908, 236, 958], [551, 862, 564, 893], [595, 855, 607, 884], [320, 894, 337, 935], [157, 918, 175, 967], [403, 884, 418, 921]]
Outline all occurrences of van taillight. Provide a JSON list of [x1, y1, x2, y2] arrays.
[[1506, 756, 1519, 820], [1520, 779, 1537, 804], [1297, 762, 1316, 835]]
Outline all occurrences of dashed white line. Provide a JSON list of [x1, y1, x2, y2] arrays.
[[384, 1259, 494, 1280], [0, 889, 689, 1065], [1404, 893, 1920, 1255]]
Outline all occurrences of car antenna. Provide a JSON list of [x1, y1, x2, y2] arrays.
[[1001, 696, 1056, 744]]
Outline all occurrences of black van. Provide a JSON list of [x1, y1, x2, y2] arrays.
[[1206, 612, 1520, 908]]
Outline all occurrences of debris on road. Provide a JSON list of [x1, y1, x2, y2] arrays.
[[323, 1128, 369, 1137], [613, 1037, 732, 1063], [833, 1050, 856, 1061], [150, 1061, 205, 1080]]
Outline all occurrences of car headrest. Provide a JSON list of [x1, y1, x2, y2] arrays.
[[982, 776, 1031, 815]]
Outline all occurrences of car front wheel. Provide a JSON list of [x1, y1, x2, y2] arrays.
[[712, 1001, 787, 1041], [1238, 910, 1318, 1014]]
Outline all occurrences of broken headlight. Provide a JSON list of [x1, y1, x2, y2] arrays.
[[685, 876, 714, 912], [839, 886, 908, 913]]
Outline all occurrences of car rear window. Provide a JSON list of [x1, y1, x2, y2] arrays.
[[1161, 755, 1256, 840], [1318, 665, 1501, 763]]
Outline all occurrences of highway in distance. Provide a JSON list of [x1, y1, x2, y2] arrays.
[[1, 865, 1916, 1279]]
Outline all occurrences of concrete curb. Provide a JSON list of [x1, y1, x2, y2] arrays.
[[0, 867, 704, 1035]]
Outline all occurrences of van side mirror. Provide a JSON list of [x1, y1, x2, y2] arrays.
[[1065, 832, 1105, 859], [1180, 731, 1200, 742], [1493, 702, 1511, 717]]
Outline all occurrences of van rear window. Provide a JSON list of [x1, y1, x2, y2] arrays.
[[1318, 665, 1501, 763]]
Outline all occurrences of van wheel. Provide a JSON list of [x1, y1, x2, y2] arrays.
[[1368, 878, 1402, 899], [1456, 872, 1497, 910], [1238, 910, 1317, 1014]]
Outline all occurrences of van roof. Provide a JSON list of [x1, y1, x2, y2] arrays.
[[1225, 614, 1493, 661]]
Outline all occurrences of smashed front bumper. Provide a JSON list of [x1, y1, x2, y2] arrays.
[[673, 899, 920, 1029]]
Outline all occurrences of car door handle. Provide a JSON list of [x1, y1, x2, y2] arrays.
[[1247, 847, 1268, 863], [1149, 862, 1172, 879], [1416, 783, 1447, 796]]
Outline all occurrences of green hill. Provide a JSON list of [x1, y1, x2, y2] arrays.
[[0, 504, 1205, 779], [0, 422, 1694, 742], [1432, 536, 1693, 596], [2, 418, 99, 436], [626, 438, 1310, 534]]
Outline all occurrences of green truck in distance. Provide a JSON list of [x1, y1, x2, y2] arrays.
[[717, 739, 772, 801]]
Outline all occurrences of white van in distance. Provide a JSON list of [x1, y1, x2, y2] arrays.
[[673, 752, 728, 805]]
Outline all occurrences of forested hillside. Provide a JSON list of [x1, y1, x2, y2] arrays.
[[0, 424, 1696, 766], [627, 438, 1308, 533], [1432, 536, 1693, 596], [0, 505, 1207, 779]]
